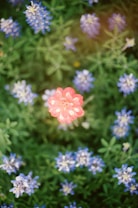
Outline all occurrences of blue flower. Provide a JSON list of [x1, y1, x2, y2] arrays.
[[24, 1, 52, 34], [112, 124, 129, 139], [124, 182, 138, 195], [42, 89, 56, 107], [34, 205, 46, 208], [60, 180, 77, 196], [114, 108, 134, 127], [113, 164, 136, 185], [55, 152, 76, 173], [73, 69, 95, 93], [10, 174, 28, 198], [117, 73, 138, 96], [8, 0, 24, 6], [0, 153, 23, 175], [0, 17, 21, 38], [108, 13, 126, 32], [80, 13, 100, 38], [63, 36, 78, 51], [75, 147, 92, 167], [11, 80, 37, 105], [10, 172, 40, 198], [88, 156, 105, 174], [64, 202, 82, 208], [24, 172, 40, 196], [0, 204, 14, 208]]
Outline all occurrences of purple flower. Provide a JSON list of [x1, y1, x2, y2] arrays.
[[10, 172, 40, 198], [108, 13, 126, 32], [24, 1, 52, 34], [73, 69, 95, 93], [113, 164, 136, 185], [11, 80, 37, 105], [75, 147, 92, 167], [117, 73, 138, 96], [88, 156, 105, 175], [124, 182, 138, 195], [64, 202, 82, 208], [24, 172, 40, 196], [10, 174, 28, 198], [112, 124, 129, 139], [63, 36, 78, 51], [55, 152, 75, 173], [0, 17, 21, 38], [60, 180, 77, 196], [80, 13, 100, 38], [8, 0, 24, 6], [0, 153, 23, 175], [114, 108, 134, 127], [42, 89, 56, 107]]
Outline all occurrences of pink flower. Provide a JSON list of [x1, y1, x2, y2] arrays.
[[48, 87, 85, 124]]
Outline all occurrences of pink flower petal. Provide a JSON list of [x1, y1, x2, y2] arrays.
[[48, 87, 85, 124]]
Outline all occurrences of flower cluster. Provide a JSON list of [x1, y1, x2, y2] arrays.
[[24, 1, 52, 34], [113, 164, 138, 195], [80, 12, 127, 38], [117, 73, 138, 96], [55, 147, 105, 204], [48, 87, 85, 124], [112, 108, 134, 138], [112, 108, 134, 139], [10, 172, 40, 198], [55, 152, 76, 173], [73, 69, 95, 93], [114, 108, 134, 127], [80, 13, 100, 38], [0, 153, 40, 198], [11, 80, 37, 105], [55, 147, 105, 174], [60, 180, 77, 196], [112, 125, 129, 139], [75, 147, 92, 167], [113, 164, 136, 185], [63, 36, 78, 51], [0, 17, 21, 38], [0, 153, 23, 175], [108, 13, 126, 32], [88, 156, 105, 175]]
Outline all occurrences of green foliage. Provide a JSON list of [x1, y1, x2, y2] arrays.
[[0, 0, 138, 207]]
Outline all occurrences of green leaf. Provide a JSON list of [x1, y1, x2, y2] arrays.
[[98, 147, 106, 153], [109, 137, 116, 146], [56, 69, 62, 81], [46, 67, 56, 75], [101, 138, 108, 147], [0, 129, 11, 153]]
